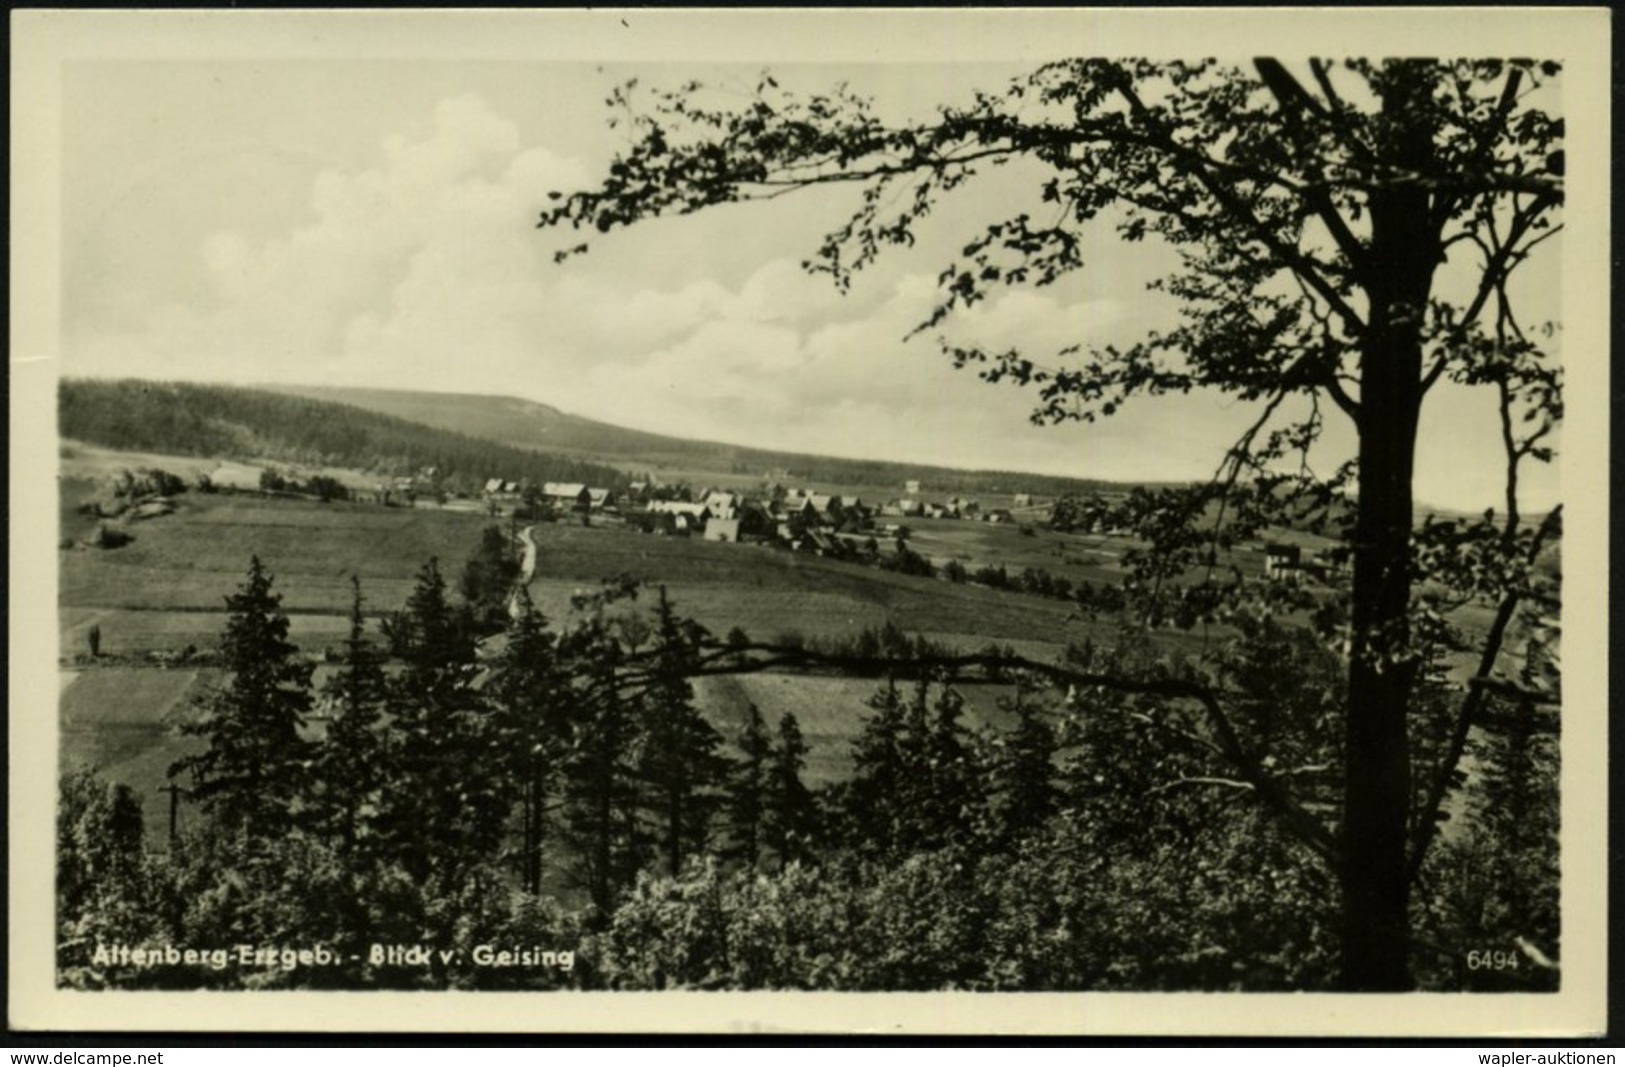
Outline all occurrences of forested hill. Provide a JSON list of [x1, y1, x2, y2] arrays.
[[264, 383, 1134, 498], [58, 379, 629, 493]]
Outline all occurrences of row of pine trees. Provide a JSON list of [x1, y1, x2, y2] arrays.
[[170, 546, 826, 917]]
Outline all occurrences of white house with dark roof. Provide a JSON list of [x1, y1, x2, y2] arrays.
[[649, 500, 711, 522], [544, 482, 590, 510], [704, 517, 742, 542], [703, 490, 741, 519]]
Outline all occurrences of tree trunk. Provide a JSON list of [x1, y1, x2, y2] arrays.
[[1341, 356, 1420, 990], [667, 790, 684, 876], [1339, 62, 1438, 991]]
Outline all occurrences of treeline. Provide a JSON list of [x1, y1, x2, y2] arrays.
[[270, 382, 1145, 501], [57, 532, 1558, 992], [716, 450, 1136, 501], [59, 379, 627, 495]]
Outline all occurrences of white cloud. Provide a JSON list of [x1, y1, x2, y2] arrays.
[[69, 93, 589, 388], [63, 89, 1557, 513]]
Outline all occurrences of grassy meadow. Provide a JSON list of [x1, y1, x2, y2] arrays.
[[58, 460, 1158, 842]]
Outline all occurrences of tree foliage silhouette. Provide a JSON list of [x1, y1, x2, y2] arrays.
[[540, 57, 1564, 989]]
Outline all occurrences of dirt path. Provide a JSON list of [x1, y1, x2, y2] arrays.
[[508, 525, 538, 618]]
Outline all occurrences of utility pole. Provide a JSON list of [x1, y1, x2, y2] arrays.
[[157, 783, 189, 849]]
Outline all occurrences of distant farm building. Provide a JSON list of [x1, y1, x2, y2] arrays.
[[587, 488, 616, 511], [1012, 493, 1033, 507], [544, 483, 590, 511], [1264, 544, 1303, 582], [649, 500, 711, 533], [704, 517, 742, 542], [703, 490, 741, 519], [905, 479, 922, 495]]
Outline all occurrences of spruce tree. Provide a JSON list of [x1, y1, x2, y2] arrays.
[[380, 557, 504, 885], [996, 684, 1059, 846], [923, 683, 985, 848], [725, 704, 773, 869], [171, 555, 313, 839], [848, 678, 908, 854], [317, 575, 388, 856], [764, 712, 817, 868], [461, 524, 522, 635], [560, 630, 646, 916], [487, 585, 572, 894], [635, 586, 728, 876]]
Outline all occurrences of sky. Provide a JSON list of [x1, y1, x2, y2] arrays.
[[56, 36, 1565, 513]]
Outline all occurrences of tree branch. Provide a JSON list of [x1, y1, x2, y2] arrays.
[[616, 638, 1340, 865], [1405, 504, 1562, 884], [1430, 67, 1524, 232], [1254, 59, 1372, 279], [1111, 73, 1369, 337]]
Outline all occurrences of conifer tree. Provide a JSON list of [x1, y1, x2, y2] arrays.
[[726, 704, 773, 869], [923, 684, 985, 848], [171, 555, 313, 839], [560, 631, 647, 916], [551, 578, 657, 917], [764, 712, 817, 868], [461, 524, 523, 635], [995, 684, 1060, 846], [487, 584, 572, 894], [635, 586, 728, 876], [380, 557, 504, 885], [848, 678, 909, 854], [317, 575, 388, 856]]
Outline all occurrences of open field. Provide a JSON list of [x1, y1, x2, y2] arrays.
[[61, 491, 1151, 656], [902, 518, 1140, 584], [59, 493, 492, 615], [695, 674, 1027, 787], [57, 472, 1145, 837], [59, 668, 213, 843]]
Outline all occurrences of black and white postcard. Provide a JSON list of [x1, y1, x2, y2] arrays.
[[10, 8, 1611, 1037]]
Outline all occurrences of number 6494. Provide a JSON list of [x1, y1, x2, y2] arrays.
[[1466, 949, 1520, 971]]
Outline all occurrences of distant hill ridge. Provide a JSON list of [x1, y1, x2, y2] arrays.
[[262, 383, 1135, 499], [58, 379, 629, 494]]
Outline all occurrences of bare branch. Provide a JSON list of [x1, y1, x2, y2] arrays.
[[1406, 504, 1563, 884], [1254, 59, 1372, 278], [1110, 74, 1369, 337], [1150, 775, 1254, 795], [624, 637, 1341, 865]]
